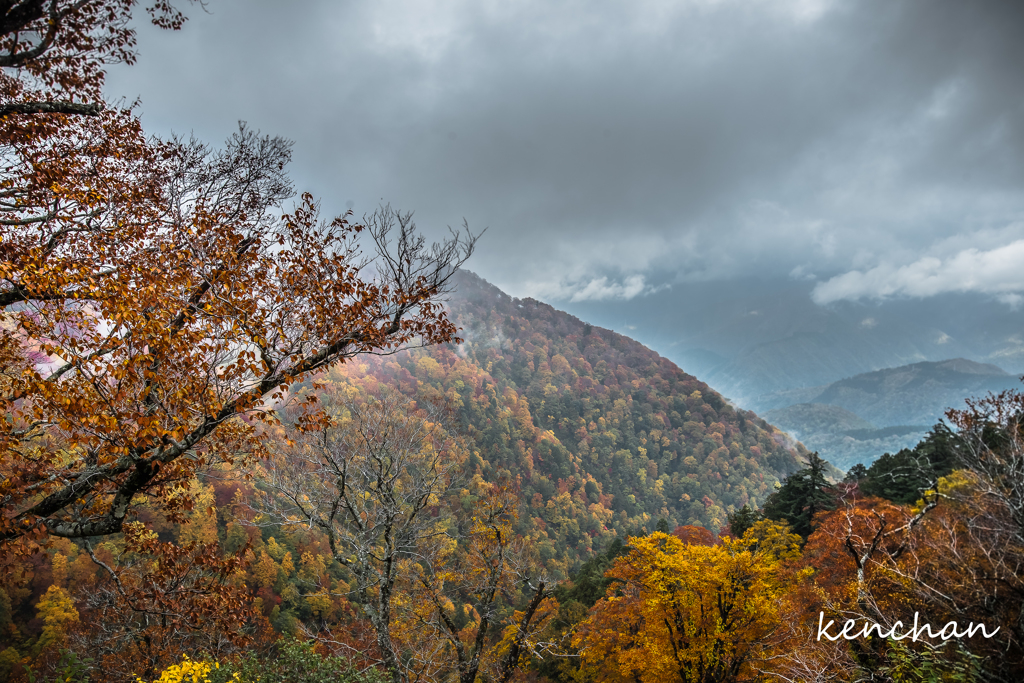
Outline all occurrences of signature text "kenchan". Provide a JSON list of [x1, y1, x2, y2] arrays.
[[817, 612, 999, 642]]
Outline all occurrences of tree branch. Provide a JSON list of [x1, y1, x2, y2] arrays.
[[0, 100, 104, 116]]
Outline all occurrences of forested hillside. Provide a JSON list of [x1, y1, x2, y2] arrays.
[[321, 271, 806, 572], [811, 358, 1019, 426]]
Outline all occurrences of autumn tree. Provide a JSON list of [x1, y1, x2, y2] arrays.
[[575, 523, 803, 683], [0, 0, 477, 549], [797, 386, 1024, 683], [33, 584, 78, 653], [796, 493, 938, 679], [59, 522, 265, 681], [856, 390, 1024, 680]]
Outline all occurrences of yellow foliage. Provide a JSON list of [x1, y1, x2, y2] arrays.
[[178, 483, 219, 546], [299, 551, 327, 583], [305, 591, 334, 618], [266, 537, 286, 561], [136, 656, 241, 683], [280, 551, 295, 576], [255, 550, 280, 590], [51, 553, 68, 589], [35, 586, 79, 651], [575, 530, 799, 683], [741, 519, 802, 560]]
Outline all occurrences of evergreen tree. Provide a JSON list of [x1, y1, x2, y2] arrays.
[[726, 504, 761, 538], [761, 452, 835, 539], [555, 539, 628, 609], [859, 423, 961, 504], [844, 463, 868, 483]]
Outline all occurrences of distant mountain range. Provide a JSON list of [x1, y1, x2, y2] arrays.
[[558, 280, 1024, 409], [759, 359, 1021, 470], [809, 358, 1018, 425]]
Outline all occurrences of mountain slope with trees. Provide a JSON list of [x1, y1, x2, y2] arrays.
[[317, 271, 807, 574], [811, 358, 1018, 426]]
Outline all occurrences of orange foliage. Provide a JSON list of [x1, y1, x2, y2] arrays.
[[1, 0, 476, 551], [62, 522, 268, 680]]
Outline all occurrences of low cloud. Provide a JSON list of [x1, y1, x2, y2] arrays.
[[107, 1, 1024, 308], [536, 274, 666, 303], [812, 240, 1024, 305], [570, 275, 660, 302]]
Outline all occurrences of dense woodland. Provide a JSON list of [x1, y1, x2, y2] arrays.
[[3, 2, 1024, 682], [367, 271, 807, 557]]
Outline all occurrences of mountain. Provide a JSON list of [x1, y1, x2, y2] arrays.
[[756, 359, 1021, 470], [762, 403, 929, 472], [558, 280, 1024, 410], [326, 271, 808, 571], [810, 358, 1019, 426], [763, 403, 874, 435]]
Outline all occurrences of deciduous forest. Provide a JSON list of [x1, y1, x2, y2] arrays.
[[2, 2, 1023, 682]]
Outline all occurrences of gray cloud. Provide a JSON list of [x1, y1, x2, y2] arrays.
[[812, 238, 1024, 305], [105, 0, 1024, 304], [537, 274, 666, 303]]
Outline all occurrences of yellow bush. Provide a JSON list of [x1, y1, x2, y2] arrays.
[[136, 656, 240, 683]]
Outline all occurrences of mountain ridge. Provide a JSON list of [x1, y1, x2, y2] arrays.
[[758, 358, 1021, 469], [323, 270, 811, 570]]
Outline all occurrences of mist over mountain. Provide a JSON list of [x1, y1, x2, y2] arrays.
[[756, 359, 1020, 470], [761, 403, 927, 472], [560, 279, 1024, 411], [808, 358, 1018, 425]]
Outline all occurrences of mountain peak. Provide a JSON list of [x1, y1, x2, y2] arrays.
[[933, 358, 1008, 376]]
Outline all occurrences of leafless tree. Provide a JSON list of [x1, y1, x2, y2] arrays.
[[256, 385, 464, 683], [403, 478, 556, 683]]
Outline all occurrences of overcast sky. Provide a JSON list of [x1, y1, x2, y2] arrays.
[[106, 0, 1024, 310]]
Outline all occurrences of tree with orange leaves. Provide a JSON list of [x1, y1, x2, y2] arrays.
[[61, 522, 267, 681], [797, 493, 936, 679], [852, 389, 1024, 680], [0, 0, 477, 549]]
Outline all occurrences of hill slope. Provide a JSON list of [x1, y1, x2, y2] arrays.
[[763, 403, 929, 471], [811, 358, 1019, 426], [326, 271, 806, 572]]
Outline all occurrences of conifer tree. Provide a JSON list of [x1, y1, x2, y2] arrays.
[[761, 452, 834, 539], [725, 504, 761, 538], [858, 423, 961, 504]]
